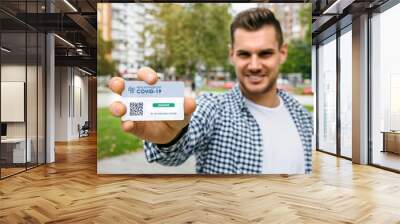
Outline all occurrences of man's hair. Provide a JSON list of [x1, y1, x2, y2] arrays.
[[230, 8, 283, 47]]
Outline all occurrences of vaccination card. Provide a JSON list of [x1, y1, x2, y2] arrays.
[[121, 81, 184, 121]]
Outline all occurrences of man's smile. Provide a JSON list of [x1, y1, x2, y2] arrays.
[[245, 74, 267, 84]]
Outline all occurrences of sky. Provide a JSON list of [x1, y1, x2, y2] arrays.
[[231, 3, 259, 15]]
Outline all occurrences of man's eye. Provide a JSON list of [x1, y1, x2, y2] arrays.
[[238, 53, 250, 58], [259, 52, 272, 57]]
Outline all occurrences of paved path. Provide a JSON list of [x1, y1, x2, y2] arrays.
[[98, 150, 196, 174], [98, 90, 120, 108], [292, 94, 314, 106]]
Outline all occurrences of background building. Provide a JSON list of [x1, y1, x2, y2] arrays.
[[97, 3, 112, 41], [258, 3, 306, 41], [109, 4, 146, 74]]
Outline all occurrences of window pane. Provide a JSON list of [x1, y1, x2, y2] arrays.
[[318, 37, 337, 154], [1, 30, 27, 177], [27, 31, 38, 169], [371, 3, 400, 171], [38, 32, 45, 165], [340, 29, 352, 158]]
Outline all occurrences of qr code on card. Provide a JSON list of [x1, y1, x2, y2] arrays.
[[129, 102, 143, 116]]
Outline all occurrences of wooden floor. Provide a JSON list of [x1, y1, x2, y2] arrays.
[[1, 167, 26, 178], [1, 135, 400, 223], [1, 163, 45, 178]]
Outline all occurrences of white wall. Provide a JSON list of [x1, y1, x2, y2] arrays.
[[54, 67, 89, 141], [71, 73, 89, 138], [54, 66, 69, 141], [1, 65, 41, 138], [1, 65, 26, 139]]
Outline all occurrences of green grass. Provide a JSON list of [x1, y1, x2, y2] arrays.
[[97, 107, 143, 159], [199, 86, 229, 93], [304, 105, 314, 113]]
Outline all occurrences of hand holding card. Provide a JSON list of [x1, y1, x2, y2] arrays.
[[108, 67, 196, 144], [121, 81, 184, 121]]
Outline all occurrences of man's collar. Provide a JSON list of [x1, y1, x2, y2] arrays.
[[231, 84, 246, 111], [231, 84, 287, 110]]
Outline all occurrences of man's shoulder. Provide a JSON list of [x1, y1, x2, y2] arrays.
[[197, 88, 239, 109], [278, 89, 311, 118]]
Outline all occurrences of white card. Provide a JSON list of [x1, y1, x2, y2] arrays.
[[121, 81, 184, 121]]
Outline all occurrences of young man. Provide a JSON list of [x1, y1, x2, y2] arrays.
[[109, 8, 313, 174]]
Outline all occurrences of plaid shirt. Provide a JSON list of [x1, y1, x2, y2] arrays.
[[144, 85, 313, 174]]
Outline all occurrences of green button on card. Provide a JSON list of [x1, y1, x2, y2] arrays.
[[153, 103, 175, 108]]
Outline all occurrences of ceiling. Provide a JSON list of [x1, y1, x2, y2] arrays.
[[2, 0, 394, 74], [0, 0, 97, 74], [312, 0, 391, 44]]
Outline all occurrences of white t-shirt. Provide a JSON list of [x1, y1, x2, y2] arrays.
[[244, 96, 305, 174]]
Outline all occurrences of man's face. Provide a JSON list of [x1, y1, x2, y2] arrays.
[[230, 25, 287, 96]]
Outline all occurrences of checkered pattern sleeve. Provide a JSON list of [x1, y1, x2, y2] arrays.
[[143, 93, 218, 166], [300, 104, 314, 174]]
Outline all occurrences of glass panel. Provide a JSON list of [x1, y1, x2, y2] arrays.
[[318, 36, 337, 154], [340, 29, 352, 158], [27, 31, 38, 169], [26, 0, 39, 169], [0, 1, 46, 178], [38, 32, 45, 165], [1, 31, 27, 177], [371, 3, 400, 171]]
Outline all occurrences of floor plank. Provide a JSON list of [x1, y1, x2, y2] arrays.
[[1, 135, 400, 223]]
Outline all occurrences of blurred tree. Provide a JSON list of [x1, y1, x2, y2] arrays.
[[281, 39, 311, 79], [97, 29, 118, 76], [299, 3, 312, 44], [139, 3, 232, 79], [188, 4, 231, 72], [280, 4, 312, 79]]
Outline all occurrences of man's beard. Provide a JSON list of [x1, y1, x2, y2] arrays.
[[239, 73, 278, 95]]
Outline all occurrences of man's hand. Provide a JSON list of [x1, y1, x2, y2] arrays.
[[108, 67, 196, 144]]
